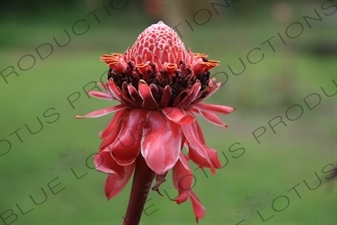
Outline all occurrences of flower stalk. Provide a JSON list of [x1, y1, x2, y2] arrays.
[[123, 156, 155, 225]]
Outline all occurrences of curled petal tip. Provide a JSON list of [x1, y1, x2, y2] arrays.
[[75, 115, 85, 119], [194, 53, 209, 58], [139, 79, 147, 84]]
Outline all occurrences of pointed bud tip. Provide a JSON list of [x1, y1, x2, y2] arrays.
[[222, 124, 228, 129]]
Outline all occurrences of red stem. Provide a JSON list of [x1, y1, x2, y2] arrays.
[[122, 156, 155, 225]]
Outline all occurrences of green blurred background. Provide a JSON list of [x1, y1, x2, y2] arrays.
[[0, 0, 336, 224]]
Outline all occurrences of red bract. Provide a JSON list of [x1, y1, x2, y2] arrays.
[[77, 21, 235, 224]]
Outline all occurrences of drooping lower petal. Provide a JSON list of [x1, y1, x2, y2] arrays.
[[183, 122, 221, 174], [109, 109, 149, 165], [94, 151, 135, 200], [95, 150, 123, 176], [99, 115, 125, 151], [100, 108, 129, 139], [185, 121, 222, 170], [141, 111, 182, 175], [190, 191, 206, 223], [173, 153, 193, 204], [186, 144, 222, 171], [194, 119, 206, 144], [183, 122, 212, 168], [172, 153, 206, 222]]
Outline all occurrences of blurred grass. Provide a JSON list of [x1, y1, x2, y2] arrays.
[[1, 1, 336, 224]]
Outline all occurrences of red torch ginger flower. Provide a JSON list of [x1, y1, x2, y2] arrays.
[[76, 21, 235, 224]]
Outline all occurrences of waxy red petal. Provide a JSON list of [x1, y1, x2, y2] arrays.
[[175, 192, 190, 204], [107, 79, 122, 101], [138, 80, 159, 109], [187, 144, 222, 171], [173, 153, 193, 204], [94, 151, 135, 200], [149, 83, 159, 101], [105, 172, 131, 200], [121, 82, 130, 97], [141, 111, 182, 175], [192, 80, 221, 104], [127, 84, 143, 106], [198, 110, 228, 128], [75, 104, 126, 119], [109, 109, 149, 166], [107, 80, 138, 108], [100, 108, 129, 139], [178, 82, 201, 108], [172, 89, 188, 107], [159, 85, 172, 108], [94, 151, 123, 175], [194, 103, 235, 114], [186, 121, 222, 170], [162, 107, 195, 125], [194, 119, 206, 144], [190, 191, 206, 222], [88, 90, 113, 100], [97, 82, 108, 92], [183, 122, 218, 174], [100, 116, 125, 151]]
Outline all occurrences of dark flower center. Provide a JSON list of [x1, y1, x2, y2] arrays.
[[108, 60, 210, 106]]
